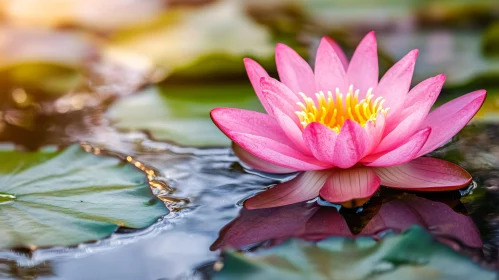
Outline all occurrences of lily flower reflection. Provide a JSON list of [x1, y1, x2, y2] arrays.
[[211, 31, 485, 207], [211, 195, 482, 252]]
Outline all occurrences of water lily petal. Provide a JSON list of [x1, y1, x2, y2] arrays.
[[263, 90, 311, 154], [211, 202, 321, 250], [379, 74, 445, 150], [375, 49, 418, 115], [231, 133, 328, 171], [260, 77, 300, 110], [361, 195, 482, 249], [245, 171, 330, 209], [333, 120, 368, 168], [319, 167, 380, 203], [275, 43, 315, 97], [302, 122, 337, 164], [211, 108, 325, 170], [401, 74, 446, 118], [302, 206, 352, 240], [315, 37, 348, 94], [374, 157, 472, 191], [232, 143, 296, 174], [416, 89, 486, 157], [365, 112, 386, 154], [347, 31, 378, 95], [376, 109, 431, 154], [244, 58, 272, 114], [365, 127, 431, 167], [211, 108, 289, 143], [324, 36, 348, 70]]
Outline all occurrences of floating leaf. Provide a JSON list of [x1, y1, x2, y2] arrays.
[[379, 31, 499, 86], [0, 145, 168, 249], [107, 85, 263, 147], [0, 63, 82, 99], [215, 226, 496, 280], [0, 27, 154, 112], [417, 0, 498, 26], [305, 0, 416, 29], [107, 0, 274, 80], [0, 27, 96, 101], [483, 22, 499, 57]]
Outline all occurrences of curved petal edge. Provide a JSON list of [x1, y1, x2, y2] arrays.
[[319, 167, 381, 205], [245, 171, 330, 209], [374, 157, 472, 191]]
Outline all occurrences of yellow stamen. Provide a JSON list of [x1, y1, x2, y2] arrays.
[[295, 85, 390, 132]]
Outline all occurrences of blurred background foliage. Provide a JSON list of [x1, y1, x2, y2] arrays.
[[0, 0, 498, 146]]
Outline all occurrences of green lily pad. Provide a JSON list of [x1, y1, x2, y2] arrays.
[[379, 31, 499, 86], [416, 0, 498, 26], [0, 28, 96, 100], [483, 22, 499, 57], [305, 0, 416, 29], [106, 85, 263, 147], [107, 0, 274, 80], [0, 62, 82, 100], [0, 144, 168, 249], [215, 226, 496, 280]]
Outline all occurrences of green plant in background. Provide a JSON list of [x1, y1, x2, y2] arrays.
[[0, 28, 95, 103], [108, 0, 276, 81]]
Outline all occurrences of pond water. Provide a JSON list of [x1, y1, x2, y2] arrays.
[[0, 99, 498, 279]]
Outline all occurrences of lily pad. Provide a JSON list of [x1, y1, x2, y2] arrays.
[[215, 226, 496, 280], [106, 85, 263, 147], [379, 30, 499, 86], [107, 0, 274, 80], [416, 0, 498, 26], [0, 144, 168, 249], [0, 27, 96, 102], [0, 62, 82, 100], [305, 0, 416, 29], [483, 22, 499, 57]]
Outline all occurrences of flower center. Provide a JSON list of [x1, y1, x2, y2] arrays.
[[295, 85, 389, 133]]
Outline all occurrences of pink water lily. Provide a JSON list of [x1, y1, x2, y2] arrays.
[[210, 31, 486, 208], [211, 195, 482, 250]]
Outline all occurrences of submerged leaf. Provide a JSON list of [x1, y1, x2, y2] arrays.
[[215, 226, 496, 280], [0, 145, 168, 249]]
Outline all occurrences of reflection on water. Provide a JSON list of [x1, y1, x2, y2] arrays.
[[0, 101, 497, 279], [211, 193, 483, 254], [0, 259, 54, 280], [0, 107, 275, 279]]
